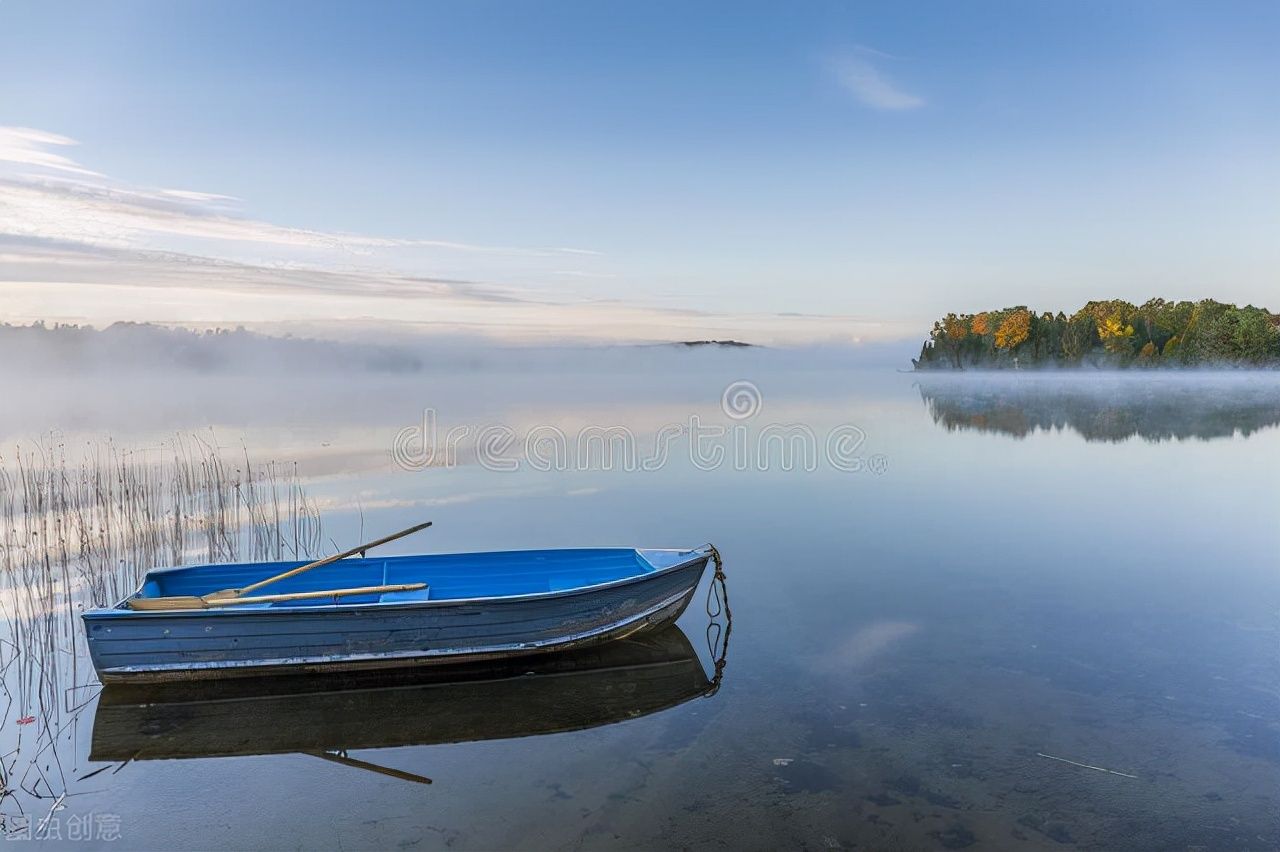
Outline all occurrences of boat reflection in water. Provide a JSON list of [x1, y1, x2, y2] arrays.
[[91, 622, 727, 784]]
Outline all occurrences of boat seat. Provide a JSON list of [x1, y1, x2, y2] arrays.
[[378, 586, 432, 603]]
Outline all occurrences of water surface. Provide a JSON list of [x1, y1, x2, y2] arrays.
[[2, 367, 1277, 850]]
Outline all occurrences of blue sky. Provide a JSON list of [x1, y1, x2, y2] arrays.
[[0, 1, 1277, 342]]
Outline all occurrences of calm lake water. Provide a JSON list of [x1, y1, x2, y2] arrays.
[[2, 362, 1278, 850]]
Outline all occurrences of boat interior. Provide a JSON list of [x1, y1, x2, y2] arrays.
[[125, 547, 702, 609]]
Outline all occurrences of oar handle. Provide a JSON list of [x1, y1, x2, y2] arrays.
[[237, 521, 433, 596]]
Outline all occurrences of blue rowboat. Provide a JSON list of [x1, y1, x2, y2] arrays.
[[82, 545, 718, 682]]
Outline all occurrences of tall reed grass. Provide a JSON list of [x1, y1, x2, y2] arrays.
[[0, 434, 322, 832]]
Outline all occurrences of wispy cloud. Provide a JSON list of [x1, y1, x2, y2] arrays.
[[0, 234, 905, 343], [829, 49, 925, 112], [0, 127, 601, 260], [551, 270, 618, 279], [158, 188, 240, 204], [0, 125, 902, 344], [0, 127, 103, 177]]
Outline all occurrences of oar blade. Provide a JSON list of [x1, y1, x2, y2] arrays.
[[124, 596, 209, 611]]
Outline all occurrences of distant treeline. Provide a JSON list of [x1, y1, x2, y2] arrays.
[[914, 299, 1280, 370], [0, 321, 423, 373]]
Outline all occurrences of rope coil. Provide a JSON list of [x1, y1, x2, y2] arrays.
[[700, 543, 731, 695]]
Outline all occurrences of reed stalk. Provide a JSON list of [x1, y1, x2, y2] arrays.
[[0, 433, 321, 827]]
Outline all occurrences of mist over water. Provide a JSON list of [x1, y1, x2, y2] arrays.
[[1, 350, 1278, 850]]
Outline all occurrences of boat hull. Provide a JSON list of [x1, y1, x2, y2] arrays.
[[90, 626, 711, 760], [83, 551, 711, 682]]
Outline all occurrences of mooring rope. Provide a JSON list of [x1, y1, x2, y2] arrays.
[[701, 543, 732, 696]]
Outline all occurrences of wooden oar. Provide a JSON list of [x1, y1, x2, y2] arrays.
[[230, 520, 433, 598], [206, 582, 426, 608], [309, 750, 433, 785], [126, 521, 433, 611]]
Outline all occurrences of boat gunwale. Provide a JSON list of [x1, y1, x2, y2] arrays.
[[83, 546, 713, 619]]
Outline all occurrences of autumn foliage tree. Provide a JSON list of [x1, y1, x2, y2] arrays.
[[929, 312, 971, 367], [994, 309, 1032, 352], [913, 298, 1280, 369]]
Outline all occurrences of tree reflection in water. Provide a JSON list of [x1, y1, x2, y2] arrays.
[[917, 375, 1280, 442]]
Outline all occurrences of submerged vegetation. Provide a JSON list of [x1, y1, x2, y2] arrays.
[[914, 299, 1280, 369], [0, 436, 321, 826]]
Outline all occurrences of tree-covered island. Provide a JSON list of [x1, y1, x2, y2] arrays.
[[914, 299, 1280, 369]]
